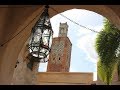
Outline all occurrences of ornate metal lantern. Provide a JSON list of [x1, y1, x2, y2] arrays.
[[27, 5, 53, 70]]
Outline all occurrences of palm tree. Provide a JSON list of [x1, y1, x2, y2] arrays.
[[95, 18, 120, 85]]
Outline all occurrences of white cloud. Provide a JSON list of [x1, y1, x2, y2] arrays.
[[76, 25, 103, 64], [50, 9, 103, 38], [77, 34, 98, 63], [76, 25, 103, 37], [75, 25, 103, 81]]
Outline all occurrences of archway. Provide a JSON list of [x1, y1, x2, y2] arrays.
[[37, 8, 105, 85], [0, 5, 120, 84]]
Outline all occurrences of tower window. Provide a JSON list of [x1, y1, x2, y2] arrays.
[[59, 57, 60, 60]]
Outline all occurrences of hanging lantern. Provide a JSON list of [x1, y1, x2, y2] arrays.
[[27, 5, 53, 70]]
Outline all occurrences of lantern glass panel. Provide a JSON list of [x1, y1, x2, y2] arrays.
[[28, 6, 53, 62]]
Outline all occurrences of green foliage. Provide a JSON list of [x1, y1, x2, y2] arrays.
[[97, 60, 106, 82], [96, 19, 120, 66], [95, 18, 120, 85], [118, 61, 120, 80], [97, 60, 117, 85]]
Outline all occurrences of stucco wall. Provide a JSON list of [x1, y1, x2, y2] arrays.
[[37, 72, 93, 85], [11, 41, 39, 85]]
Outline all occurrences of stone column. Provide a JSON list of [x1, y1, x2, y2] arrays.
[[31, 62, 39, 85], [11, 54, 40, 85], [11, 43, 40, 85]]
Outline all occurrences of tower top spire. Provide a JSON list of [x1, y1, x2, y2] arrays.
[[59, 22, 68, 37]]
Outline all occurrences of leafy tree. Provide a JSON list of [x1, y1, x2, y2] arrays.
[[95, 18, 120, 85]]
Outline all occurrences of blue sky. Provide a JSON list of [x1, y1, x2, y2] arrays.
[[38, 9, 104, 81]]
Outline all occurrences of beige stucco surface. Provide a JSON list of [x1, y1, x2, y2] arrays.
[[37, 72, 93, 85]]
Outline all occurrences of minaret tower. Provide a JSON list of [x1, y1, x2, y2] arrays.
[[47, 22, 72, 72]]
